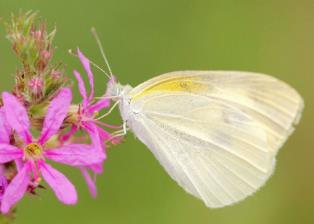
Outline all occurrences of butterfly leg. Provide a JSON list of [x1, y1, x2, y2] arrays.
[[106, 121, 129, 142], [96, 100, 120, 120], [123, 121, 127, 134]]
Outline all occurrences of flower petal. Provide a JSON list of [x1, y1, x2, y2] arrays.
[[59, 125, 79, 143], [0, 175, 8, 196], [73, 70, 88, 107], [87, 76, 116, 113], [96, 126, 112, 142], [0, 164, 8, 199], [80, 167, 97, 198], [39, 88, 72, 144], [87, 98, 110, 114], [0, 144, 22, 163], [2, 92, 32, 143], [40, 162, 77, 205], [0, 164, 5, 176], [0, 108, 10, 143], [45, 144, 105, 166], [15, 159, 24, 172], [88, 163, 103, 174], [77, 49, 94, 102], [1, 162, 31, 214], [82, 122, 105, 154]]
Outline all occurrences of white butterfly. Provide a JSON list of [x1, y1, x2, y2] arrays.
[[106, 70, 303, 208], [90, 29, 303, 208]]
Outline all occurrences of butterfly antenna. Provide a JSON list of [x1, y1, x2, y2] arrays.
[[91, 27, 114, 78], [68, 49, 111, 79]]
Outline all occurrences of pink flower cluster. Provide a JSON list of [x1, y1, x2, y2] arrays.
[[0, 49, 116, 214]]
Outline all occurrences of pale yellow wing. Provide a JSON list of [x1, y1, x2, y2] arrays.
[[130, 71, 304, 154]]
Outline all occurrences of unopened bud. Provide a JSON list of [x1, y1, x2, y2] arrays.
[[28, 76, 44, 100], [41, 50, 51, 60], [32, 30, 42, 39], [50, 69, 62, 79]]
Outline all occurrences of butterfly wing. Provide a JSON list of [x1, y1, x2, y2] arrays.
[[124, 71, 303, 207], [129, 71, 303, 154]]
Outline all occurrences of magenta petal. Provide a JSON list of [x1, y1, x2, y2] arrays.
[[40, 162, 77, 205], [59, 125, 79, 143], [96, 126, 112, 142], [88, 76, 116, 113], [45, 144, 105, 166], [88, 163, 103, 174], [0, 164, 5, 176], [82, 123, 107, 175], [87, 98, 110, 114], [0, 108, 10, 143], [2, 92, 32, 143], [80, 167, 97, 198], [39, 88, 72, 144], [0, 175, 8, 198], [0, 144, 22, 163], [15, 159, 24, 171], [82, 122, 105, 154], [77, 49, 94, 102], [73, 70, 88, 107], [1, 162, 31, 214]]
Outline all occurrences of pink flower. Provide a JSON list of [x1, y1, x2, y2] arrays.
[[71, 49, 112, 145], [63, 49, 117, 197], [0, 88, 105, 214]]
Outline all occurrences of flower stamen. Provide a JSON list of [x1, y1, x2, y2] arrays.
[[24, 143, 43, 159]]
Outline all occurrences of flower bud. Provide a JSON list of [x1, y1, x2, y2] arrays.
[[28, 76, 44, 100], [50, 69, 62, 79], [41, 50, 51, 60]]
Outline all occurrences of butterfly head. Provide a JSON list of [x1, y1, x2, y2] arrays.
[[106, 77, 132, 102]]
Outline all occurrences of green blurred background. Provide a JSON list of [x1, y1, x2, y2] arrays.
[[0, 0, 313, 223]]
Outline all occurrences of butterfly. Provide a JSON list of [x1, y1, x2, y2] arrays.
[[106, 70, 303, 208], [91, 29, 304, 208]]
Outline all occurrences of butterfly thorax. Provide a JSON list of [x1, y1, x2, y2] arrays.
[[107, 81, 132, 101], [107, 81, 133, 122]]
